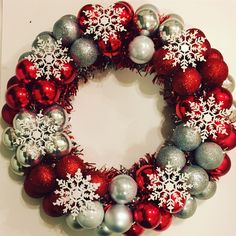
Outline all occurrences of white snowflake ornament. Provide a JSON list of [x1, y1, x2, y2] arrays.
[[54, 169, 100, 218]]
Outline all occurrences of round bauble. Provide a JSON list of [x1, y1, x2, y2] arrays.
[[2, 127, 17, 150], [124, 223, 144, 236], [32, 31, 56, 48], [176, 96, 197, 120], [154, 209, 172, 232], [175, 197, 197, 219], [10, 155, 24, 176], [195, 181, 217, 200], [1, 104, 18, 125], [206, 48, 223, 61], [13, 110, 35, 131], [222, 75, 235, 93]]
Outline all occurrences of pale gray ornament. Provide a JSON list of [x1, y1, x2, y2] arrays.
[[156, 145, 186, 170], [175, 197, 197, 219], [10, 155, 24, 176], [195, 142, 224, 170], [18, 51, 33, 62], [53, 15, 80, 46], [172, 124, 201, 151], [129, 35, 155, 64], [134, 4, 160, 36], [77, 201, 104, 229], [168, 13, 184, 25], [109, 175, 137, 204], [183, 165, 209, 195], [32, 31, 56, 48], [222, 75, 235, 92], [104, 205, 133, 233], [195, 181, 217, 200], [70, 38, 98, 67], [2, 127, 17, 150], [13, 111, 35, 131], [66, 213, 84, 231], [97, 223, 112, 236]]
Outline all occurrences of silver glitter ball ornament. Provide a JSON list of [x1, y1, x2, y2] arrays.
[[222, 75, 235, 92], [129, 35, 155, 64], [18, 51, 33, 62], [109, 175, 137, 204], [53, 15, 80, 46], [104, 205, 133, 233], [172, 124, 201, 151], [134, 4, 160, 36], [10, 155, 24, 176], [2, 127, 17, 150], [77, 201, 104, 229], [66, 214, 84, 231], [175, 197, 197, 219], [13, 111, 36, 131], [195, 181, 217, 200], [32, 31, 56, 48], [70, 38, 98, 67], [97, 223, 112, 236], [183, 165, 209, 195], [195, 142, 224, 170], [156, 145, 186, 170]]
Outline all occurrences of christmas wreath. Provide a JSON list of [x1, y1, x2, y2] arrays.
[[2, 2, 236, 236]]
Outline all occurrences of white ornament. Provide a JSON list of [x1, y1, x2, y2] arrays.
[[185, 95, 232, 142], [83, 4, 126, 44], [27, 37, 72, 80], [54, 169, 100, 218], [148, 163, 192, 213], [163, 29, 207, 72]]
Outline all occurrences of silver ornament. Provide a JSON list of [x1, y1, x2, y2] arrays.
[[104, 204, 133, 233], [134, 4, 160, 36], [195, 181, 217, 200], [53, 15, 80, 46], [109, 175, 137, 204], [32, 31, 56, 48], [2, 127, 17, 150], [18, 51, 33, 62], [129, 35, 155, 64], [70, 38, 98, 67], [222, 74, 235, 92], [77, 201, 104, 229], [175, 197, 197, 219], [183, 165, 209, 195], [168, 13, 184, 25], [66, 214, 84, 231], [172, 124, 201, 151], [156, 145, 186, 170], [195, 142, 224, 170], [13, 111, 36, 131], [97, 223, 112, 236], [10, 155, 24, 176]]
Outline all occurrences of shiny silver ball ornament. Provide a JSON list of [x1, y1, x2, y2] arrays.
[[10, 155, 24, 176], [175, 197, 197, 219], [109, 175, 137, 204], [66, 214, 83, 231], [18, 51, 33, 62], [32, 31, 56, 48], [97, 223, 112, 236], [168, 13, 184, 25], [129, 35, 155, 64], [156, 145, 186, 170], [13, 111, 36, 131], [183, 165, 209, 195], [195, 181, 217, 200], [195, 142, 224, 170], [222, 75, 235, 92], [53, 15, 80, 46], [70, 38, 98, 67], [2, 127, 17, 150], [77, 201, 104, 229], [172, 124, 201, 151], [104, 205, 133, 233], [134, 4, 160, 36]]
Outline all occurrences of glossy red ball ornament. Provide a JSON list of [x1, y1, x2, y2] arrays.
[[6, 84, 30, 110], [114, 1, 134, 26], [187, 28, 206, 37], [32, 80, 60, 106], [16, 59, 36, 84], [209, 122, 232, 143], [206, 48, 223, 61], [53, 62, 76, 84], [200, 59, 228, 86], [1, 104, 18, 125], [154, 208, 172, 232], [134, 202, 161, 229], [172, 68, 202, 96], [7, 76, 20, 89], [162, 192, 186, 213], [176, 96, 197, 120], [124, 223, 144, 236]]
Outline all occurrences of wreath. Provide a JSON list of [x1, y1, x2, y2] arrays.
[[2, 2, 236, 236]]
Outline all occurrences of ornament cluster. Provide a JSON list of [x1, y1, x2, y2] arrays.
[[1, 2, 236, 236]]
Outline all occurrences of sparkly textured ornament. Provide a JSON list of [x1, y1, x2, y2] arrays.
[[66, 214, 83, 231], [195, 181, 217, 200], [18, 51, 33, 62], [32, 31, 56, 48], [154, 209, 172, 232], [1, 104, 18, 125], [222, 75, 235, 93], [206, 48, 223, 61], [175, 197, 197, 219], [124, 223, 144, 236]]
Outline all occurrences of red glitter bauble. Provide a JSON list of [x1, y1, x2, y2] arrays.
[[172, 68, 202, 96], [187, 28, 206, 37], [176, 96, 197, 120], [1, 104, 18, 125], [24, 164, 56, 198], [206, 48, 223, 61], [32, 80, 60, 106], [154, 208, 172, 232], [209, 122, 232, 143], [162, 192, 186, 213], [134, 202, 161, 229], [124, 223, 144, 236], [56, 155, 85, 179], [16, 59, 36, 84], [53, 62, 76, 84], [6, 84, 30, 110], [200, 59, 228, 86], [7, 76, 20, 89], [114, 1, 134, 26], [42, 192, 64, 217]]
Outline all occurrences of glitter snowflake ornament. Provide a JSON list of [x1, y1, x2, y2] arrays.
[[185, 95, 232, 142], [163, 29, 207, 71], [148, 164, 192, 213], [54, 169, 100, 218], [83, 4, 126, 44]]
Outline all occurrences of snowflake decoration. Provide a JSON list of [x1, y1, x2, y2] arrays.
[[185, 95, 232, 142], [163, 29, 207, 71], [148, 164, 192, 213], [54, 169, 100, 218], [83, 4, 126, 44], [27, 38, 72, 80]]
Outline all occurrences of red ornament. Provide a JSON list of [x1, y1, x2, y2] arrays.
[[124, 223, 144, 236], [1, 104, 18, 125], [53, 62, 76, 84], [154, 208, 172, 232], [32, 80, 60, 106], [6, 84, 30, 110], [187, 28, 206, 37], [200, 59, 228, 86], [176, 96, 197, 120], [209, 122, 232, 143], [16, 59, 36, 84], [162, 192, 186, 213], [7, 76, 20, 89], [172, 68, 202, 96], [114, 1, 134, 26], [206, 48, 223, 61], [134, 202, 161, 229]]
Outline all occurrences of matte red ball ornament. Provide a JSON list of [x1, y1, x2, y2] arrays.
[[7, 76, 20, 89], [154, 208, 172, 232], [124, 223, 144, 236], [206, 48, 223, 61], [114, 1, 134, 26], [1, 104, 18, 125], [16, 59, 36, 84], [53, 62, 76, 84]]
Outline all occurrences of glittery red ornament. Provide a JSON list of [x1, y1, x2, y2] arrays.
[[162, 192, 186, 213], [114, 1, 134, 26], [134, 202, 161, 229], [172, 68, 202, 96], [1, 104, 18, 125], [187, 28, 206, 37], [124, 223, 144, 236], [209, 122, 232, 143], [53, 62, 76, 84], [7, 76, 20, 89], [6, 84, 30, 110], [16, 59, 36, 84], [206, 48, 223, 61], [154, 208, 172, 232], [176, 96, 197, 120], [200, 59, 228, 86], [32, 80, 60, 106]]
